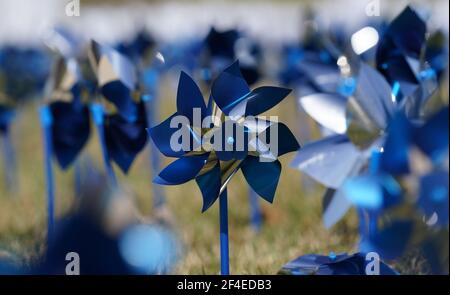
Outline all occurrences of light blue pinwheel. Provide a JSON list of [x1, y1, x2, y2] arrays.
[[149, 61, 300, 274]]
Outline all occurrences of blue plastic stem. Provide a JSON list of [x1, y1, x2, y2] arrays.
[[90, 103, 117, 186], [248, 187, 262, 231], [1, 130, 17, 192], [219, 189, 230, 275], [39, 106, 55, 244], [142, 93, 166, 210]]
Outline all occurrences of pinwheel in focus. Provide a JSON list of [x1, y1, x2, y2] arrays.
[[149, 61, 300, 274]]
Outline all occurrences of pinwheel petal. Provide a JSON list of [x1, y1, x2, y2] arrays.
[[380, 112, 413, 175], [360, 221, 413, 260], [155, 153, 209, 185], [322, 188, 352, 229], [241, 156, 281, 203], [196, 161, 221, 212], [104, 109, 148, 173], [291, 135, 363, 189], [101, 81, 138, 122], [148, 113, 190, 158], [300, 93, 348, 134], [280, 252, 397, 275], [49, 101, 90, 170], [244, 86, 292, 116], [413, 106, 449, 163], [378, 6, 426, 60], [176, 71, 207, 122], [353, 63, 395, 130], [211, 60, 250, 115], [418, 170, 449, 226], [297, 60, 341, 93], [257, 122, 300, 158]]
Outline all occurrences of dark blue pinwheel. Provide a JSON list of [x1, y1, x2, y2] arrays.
[[279, 252, 397, 275], [0, 46, 51, 102], [376, 6, 447, 119], [344, 106, 448, 264], [33, 164, 179, 275], [202, 27, 262, 86], [149, 61, 300, 274], [202, 27, 266, 230], [88, 40, 148, 183]]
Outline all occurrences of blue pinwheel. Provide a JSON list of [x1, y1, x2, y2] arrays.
[[279, 252, 397, 275], [202, 27, 266, 230], [88, 40, 148, 183], [291, 6, 445, 230], [0, 104, 16, 191], [149, 61, 300, 274], [341, 106, 448, 266]]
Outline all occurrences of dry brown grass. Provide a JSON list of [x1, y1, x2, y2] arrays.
[[0, 80, 360, 274]]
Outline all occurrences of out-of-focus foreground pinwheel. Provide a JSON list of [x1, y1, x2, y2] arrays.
[[291, 6, 447, 229], [88, 40, 148, 184], [279, 252, 397, 275], [149, 60, 300, 274], [289, 6, 448, 274]]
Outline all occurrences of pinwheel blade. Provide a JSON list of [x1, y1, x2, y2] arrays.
[[380, 112, 412, 175], [291, 135, 362, 189], [418, 170, 449, 226], [155, 153, 210, 185], [211, 60, 250, 116], [360, 221, 413, 260], [413, 106, 449, 163], [300, 93, 348, 134], [104, 107, 148, 173], [49, 101, 90, 170], [148, 113, 193, 158], [196, 161, 221, 212], [241, 156, 281, 203], [352, 63, 394, 130], [322, 188, 352, 229], [176, 71, 207, 122], [244, 86, 292, 116]]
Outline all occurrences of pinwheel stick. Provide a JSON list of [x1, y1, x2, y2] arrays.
[[248, 188, 262, 231], [90, 103, 117, 185], [142, 93, 166, 210], [39, 106, 55, 244], [219, 189, 230, 275]]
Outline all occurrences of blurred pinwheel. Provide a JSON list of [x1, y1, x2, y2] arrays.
[[279, 252, 397, 275], [116, 30, 170, 213], [88, 40, 148, 182], [40, 28, 90, 242], [291, 6, 446, 230], [149, 60, 300, 274], [0, 46, 51, 103], [201, 27, 262, 86], [376, 6, 447, 119], [341, 106, 448, 268]]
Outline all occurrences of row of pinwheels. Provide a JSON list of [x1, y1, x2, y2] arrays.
[[283, 6, 448, 275], [0, 4, 448, 275]]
